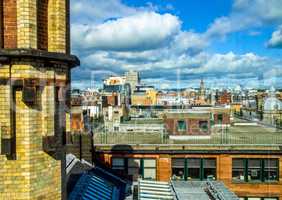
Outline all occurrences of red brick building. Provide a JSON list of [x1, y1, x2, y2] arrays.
[[95, 144, 282, 199], [164, 111, 211, 135]]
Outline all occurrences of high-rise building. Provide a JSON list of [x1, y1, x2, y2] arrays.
[[0, 0, 79, 199], [200, 79, 205, 97], [125, 70, 140, 94]]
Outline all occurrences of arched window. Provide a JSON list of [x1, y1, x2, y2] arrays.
[[37, 0, 48, 50]]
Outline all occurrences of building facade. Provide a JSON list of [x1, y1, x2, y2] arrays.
[[96, 145, 282, 199], [0, 0, 79, 199]]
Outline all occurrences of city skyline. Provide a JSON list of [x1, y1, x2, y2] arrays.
[[70, 0, 282, 89]]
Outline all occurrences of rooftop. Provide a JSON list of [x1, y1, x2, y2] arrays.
[[137, 180, 239, 200], [94, 119, 282, 152], [94, 124, 282, 146]]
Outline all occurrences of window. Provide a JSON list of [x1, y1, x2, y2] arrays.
[[112, 158, 125, 174], [232, 159, 245, 181], [199, 121, 208, 132], [172, 158, 217, 181], [232, 158, 279, 182], [128, 158, 141, 181], [187, 158, 201, 180], [172, 159, 185, 180], [203, 159, 216, 180], [218, 114, 223, 124], [111, 158, 156, 181], [263, 159, 278, 182], [143, 159, 156, 180], [248, 159, 261, 182], [177, 120, 186, 131]]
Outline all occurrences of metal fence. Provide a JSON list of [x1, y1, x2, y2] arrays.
[[93, 129, 282, 145]]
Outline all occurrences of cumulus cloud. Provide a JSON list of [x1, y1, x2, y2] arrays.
[[187, 52, 267, 74], [70, 0, 282, 89], [205, 0, 282, 38], [267, 26, 282, 48], [70, 0, 147, 24], [72, 12, 181, 51]]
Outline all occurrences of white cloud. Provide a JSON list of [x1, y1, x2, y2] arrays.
[[267, 25, 282, 48], [205, 0, 282, 38], [72, 12, 181, 51], [70, 0, 145, 24], [187, 52, 267, 74], [70, 0, 282, 89]]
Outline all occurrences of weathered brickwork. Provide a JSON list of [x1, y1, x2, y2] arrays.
[[3, 0, 17, 48], [0, 0, 78, 199], [17, 0, 37, 48], [48, 0, 67, 53], [0, 64, 69, 199]]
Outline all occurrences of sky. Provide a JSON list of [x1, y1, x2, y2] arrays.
[[70, 0, 282, 90]]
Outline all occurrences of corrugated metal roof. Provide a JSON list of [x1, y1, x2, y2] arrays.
[[68, 167, 127, 200], [171, 181, 240, 200], [138, 180, 174, 200]]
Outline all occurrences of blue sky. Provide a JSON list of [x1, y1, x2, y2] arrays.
[[70, 0, 282, 89]]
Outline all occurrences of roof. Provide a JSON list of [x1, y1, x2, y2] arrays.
[[171, 181, 239, 200], [138, 180, 174, 200], [137, 180, 239, 200], [68, 167, 127, 200], [66, 154, 128, 200], [93, 122, 282, 148]]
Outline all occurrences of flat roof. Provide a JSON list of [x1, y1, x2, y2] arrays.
[[94, 123, 282, 148], [171, 181, 239, 200]]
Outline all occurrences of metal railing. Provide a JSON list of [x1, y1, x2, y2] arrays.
[[93, 130, 282, 145]]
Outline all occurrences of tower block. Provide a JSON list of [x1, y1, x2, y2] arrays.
[[0, 0, 79, 199]]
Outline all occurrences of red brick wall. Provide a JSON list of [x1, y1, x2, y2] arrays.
[[37, 0, 48, 50], [98, 152, 282, 199], [3, 0, 17, 48], [0, 1, 3, 47]]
